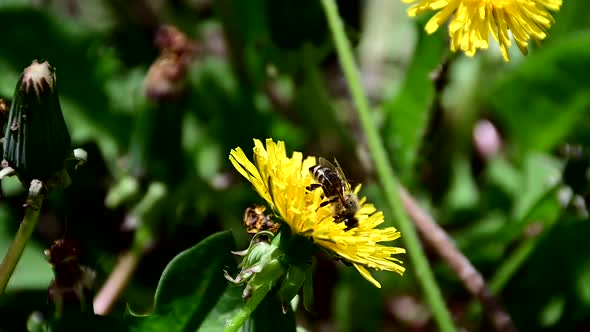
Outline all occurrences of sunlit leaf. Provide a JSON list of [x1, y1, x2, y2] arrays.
[[130, 231, 236, 332]]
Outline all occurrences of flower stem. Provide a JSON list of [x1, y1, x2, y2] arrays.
[[223, 284, 272, 332], [0, 180, 45, 295], [320, 1, 456, 331]]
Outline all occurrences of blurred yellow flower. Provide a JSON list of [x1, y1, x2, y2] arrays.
[[402, 0, 562, 61], [230, 138, 405, 288]]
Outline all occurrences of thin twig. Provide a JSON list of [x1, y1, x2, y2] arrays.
[[400, 188, 515, 332], [93, 249, 141, 315], [94, 182, 164, 315], [0, 180, 45, 294]]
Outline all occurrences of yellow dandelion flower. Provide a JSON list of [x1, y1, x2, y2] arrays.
[[402, 0, 562, 61], [230, 138, 406, 288]]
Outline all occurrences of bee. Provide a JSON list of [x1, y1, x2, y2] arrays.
[[308, 157, 360, 230]]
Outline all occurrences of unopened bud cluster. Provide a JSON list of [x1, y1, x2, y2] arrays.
[[226, 211, 315, 313], [2, 60, 72, 187]]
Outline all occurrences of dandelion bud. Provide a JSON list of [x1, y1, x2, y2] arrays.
[[225, 233, 286, 300], [3, 60, 71, 186]]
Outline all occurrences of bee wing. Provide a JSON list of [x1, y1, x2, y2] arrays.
[[316, 157, 340, 190], [318, 157, 335, 169], [319, 157, 346, 183], [317, 157, 350, 199], [332, 158, 353, 193]]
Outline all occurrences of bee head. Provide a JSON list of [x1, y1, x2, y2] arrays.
[[343, 216, 359, 230], [342, 193, 360, 211]]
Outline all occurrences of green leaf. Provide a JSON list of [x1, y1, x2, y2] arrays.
[[50, 314, 130, 332], [130, 231, 236, 332], [490, 32, 590, 152], [576, 260, 590, 308], [0, 0, 28, 9], [511, 153, 561, 222], [200, 284, 297, 332], [539, 295, 565, 327], [484, 157, 522, 197], [501, 219, 590, 330], [244, 290, 297, 332], [198, 286, 243, 332], [444, 156, 480, 212], [453, 213, 507, 263], [496, 153, 561, 243], [382, 24, 446, 182], [548, 1, 590, 39]]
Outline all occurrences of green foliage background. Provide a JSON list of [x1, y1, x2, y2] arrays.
[[0, 0, 589, 331]]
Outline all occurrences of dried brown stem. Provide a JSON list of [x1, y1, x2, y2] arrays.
[[400, 187, 515, 332]]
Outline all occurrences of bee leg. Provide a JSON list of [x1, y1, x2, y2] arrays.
[[318, 196, 339, 209], [306, 183, 322, 192], [316, 197, 339, 212]]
